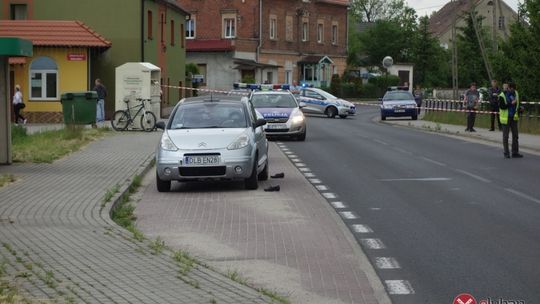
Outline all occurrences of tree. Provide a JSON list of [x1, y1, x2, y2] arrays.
[[456, 11, 491, 87], [493, 0, 540, 99], [357, 20, 412, 68], [412, 16, 451, 87], [350, 0, 411, 23]]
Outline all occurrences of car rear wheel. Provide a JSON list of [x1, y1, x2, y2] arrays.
[[245, 158, 259, 190], [325, 107, 337, 118], [156, 172, 171, 192], [258, 159, 269, 181], [339, 114, 348, 119]]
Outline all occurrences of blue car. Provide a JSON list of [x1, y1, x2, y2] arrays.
[[380, 90, 418, 121]]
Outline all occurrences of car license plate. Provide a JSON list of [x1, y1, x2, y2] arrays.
[[183, 155, 221, 166], [266, 123, 287, 130], [394, 109, 405, 113]]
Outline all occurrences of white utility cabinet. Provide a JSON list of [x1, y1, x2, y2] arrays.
[[115, 62, 161, 125]]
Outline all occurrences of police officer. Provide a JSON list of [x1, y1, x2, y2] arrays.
[[487, 79, 501, 131], [499, 82, 523, 158]]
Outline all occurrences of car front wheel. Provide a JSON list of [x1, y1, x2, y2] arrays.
[[156, 172, 171, 192], [339, 114, 348, 119], [381, 115, 386, 121], [245, 158, 259, 190], [258, 159, 269, 181], [325, 107, 337, 118]]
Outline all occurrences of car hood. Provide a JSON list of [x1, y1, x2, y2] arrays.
[[166, 128, 247, 150], [257, 107, 295, 119]]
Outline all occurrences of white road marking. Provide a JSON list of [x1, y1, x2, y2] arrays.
[[352, 224, 373, 233], [331, 201, 347, 209], [315, 185, 328, 191], [419, 156, 447, 167], [360, 238, 386, 249], [385, 280, 415, 295], [288, 154, 297, 158], [375, 257, 401, 269], [284, 151, 293, 155], [455, 169, 491, 183], [281, 148, 290, 151], [378, 178, 451, 182], [373, 139, 389, 146], [296, 163, 307, 167], [299, 167, 310, 172], [339, 211, 358, 219], [370, 207, 382, 211], [322, 192, 337, 199], [290, 158, 301, 162], [505, 188, 540, 205], [304, 173, 315, 177], [393, 147, 412, 155], [309, 178, 322, 184]]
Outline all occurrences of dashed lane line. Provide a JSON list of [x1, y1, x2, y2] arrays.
[[360, 238, 386, 249], [505, 188, 540, 205], [385, 280, 415, 295], [315, 185, 328, 191], [339, 211, 358, 220], [375, 257, 401, 269], [322, 192, 337, 199], [351, 224, 373, 233], [455, 169, 492, 183], [330, 201, 347, 209]]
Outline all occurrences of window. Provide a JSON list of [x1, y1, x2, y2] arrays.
[[29, 57, 58, 100], [170, 20, 175, 46], [286, 16, 294, 41], [186, 17, 195, 39], [10, 4, 27, 20], [270, 16, 277, 40], [180, 23, 185, 48], [223, 17, 236, 38], [147, 10, 153, 39], [332, 24, 338, 45], [317, 22, 324, 43], [160, 13, 165, 43], [499, 16, 505, 30], [302, 21, 309, 42]]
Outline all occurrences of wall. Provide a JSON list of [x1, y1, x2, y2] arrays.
[[186, 52, 237, 90], [11, 47, 88, 122]]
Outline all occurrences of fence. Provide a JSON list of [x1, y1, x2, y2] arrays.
[[423, 99, 540, 120]]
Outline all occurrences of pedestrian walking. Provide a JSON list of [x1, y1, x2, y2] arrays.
[[413, 84, 423, 115], [487, 80, 502, 131], [499, 82, 523, 158], [463, 82, 480, 132], [93, 78, 107, 124], [12, 84, 27, 124]]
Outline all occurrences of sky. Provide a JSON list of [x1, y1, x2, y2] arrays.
[[406, 0, 520, 16]]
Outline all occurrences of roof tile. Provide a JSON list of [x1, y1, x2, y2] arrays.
[[0, 20, 111, 48]]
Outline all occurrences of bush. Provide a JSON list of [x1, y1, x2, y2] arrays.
[[241, 75, 256, 84], [341, 83, 359, 98], [361, 83, 379, 98], [367, 75, 400, 97], [330, 74, 341, 96]]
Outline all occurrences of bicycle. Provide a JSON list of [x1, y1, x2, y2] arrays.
[[111, 98, 157, 132]]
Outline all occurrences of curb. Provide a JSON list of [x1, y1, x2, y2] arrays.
[[380, 119, 540, 154]]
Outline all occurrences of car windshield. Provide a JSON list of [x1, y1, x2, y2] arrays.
[[383, 91, 414, 101], [251, 94, 298, 108], [170, 102, 247, 129]]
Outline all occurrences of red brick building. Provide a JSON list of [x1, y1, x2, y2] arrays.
[[178, 0, 349, 89]]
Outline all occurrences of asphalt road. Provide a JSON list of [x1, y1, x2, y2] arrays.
[[281, 108, 540, 304]]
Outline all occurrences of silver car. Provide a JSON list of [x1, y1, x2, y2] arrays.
[[296, 88, 356, 119], [155, 96, 269, 192], [248, 91, 307, 141]]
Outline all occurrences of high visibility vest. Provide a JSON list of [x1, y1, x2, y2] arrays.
[[498, 90, 520, 124]]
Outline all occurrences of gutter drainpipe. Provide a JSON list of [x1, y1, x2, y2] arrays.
[[141, 0, 145, 62], [256, 0, 262, 82]]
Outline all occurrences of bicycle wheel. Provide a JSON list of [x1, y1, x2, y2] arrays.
[[111, 110, 129, 131], [140, 111, 157, 132]]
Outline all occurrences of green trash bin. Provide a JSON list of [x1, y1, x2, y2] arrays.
[[61, 91, 98, 124]]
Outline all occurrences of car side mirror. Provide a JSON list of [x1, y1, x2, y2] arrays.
[[299, 102, 307, 108], [156, 121, 166, 130], [254, 118, 267, 128]]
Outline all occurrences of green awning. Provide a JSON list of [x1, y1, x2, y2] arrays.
[[0, 37, 33, 57]]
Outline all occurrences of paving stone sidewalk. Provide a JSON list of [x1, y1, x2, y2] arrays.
[[136, 143, 390, 304], [0, 132, 270, 303]]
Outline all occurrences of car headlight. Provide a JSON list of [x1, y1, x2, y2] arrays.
[[382, 105, 392, 109], [161, 132, 178, 151], [227, 132, 250, 150], [406, 104, 417, 109], [290, 111, 305, 124]]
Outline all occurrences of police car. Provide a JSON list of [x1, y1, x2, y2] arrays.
[[380, 87, 418, 120], [247, 90, 307, 141], [295, 87, 356, 119]]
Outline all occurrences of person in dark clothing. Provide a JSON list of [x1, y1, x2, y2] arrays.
[[463, 82, 480, 132], [499, 82, 523, 158], [487, 80, 502, 131], [413, 84, 423, 115], [93, 78, 107, 123]]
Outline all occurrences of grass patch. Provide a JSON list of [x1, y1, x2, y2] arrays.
[[423, 111, 540, 134], [259, 288, 290, 304], [111, 175, 146, 242], [102, 184, 120, 206], [12, 125, 109, 163], [148, 237, 165, 255], [0, 174, 16, 188]]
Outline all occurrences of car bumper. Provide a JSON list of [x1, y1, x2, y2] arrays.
[[264, 122, 306, 137], [381, 108, 417, 117], [338, 106, 356, 116], [156, 148, 255, 181]]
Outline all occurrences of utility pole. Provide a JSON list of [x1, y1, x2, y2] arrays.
[[451, 0, 458, 101]]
